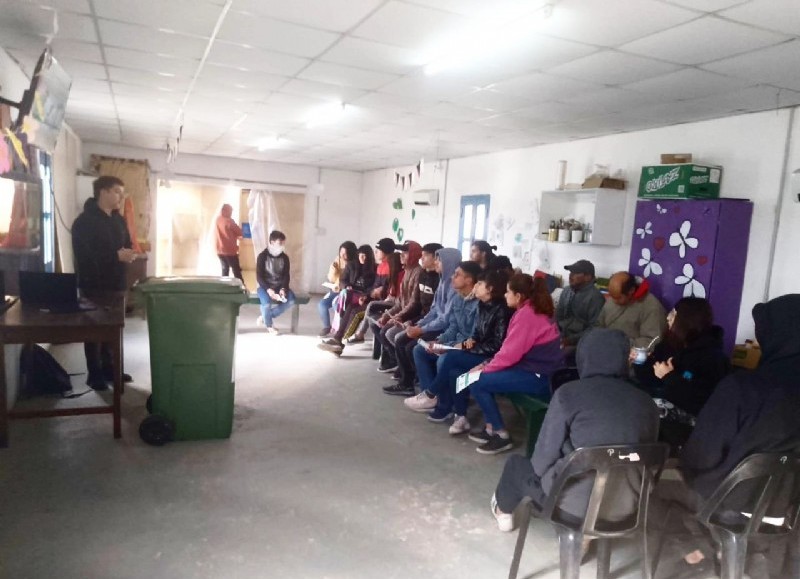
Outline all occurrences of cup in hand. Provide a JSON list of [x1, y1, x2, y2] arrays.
[[632, 347, 648, 365]]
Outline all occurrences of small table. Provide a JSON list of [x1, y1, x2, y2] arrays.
[[0, 295, 125, 448]]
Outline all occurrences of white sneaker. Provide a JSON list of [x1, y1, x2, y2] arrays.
[[265, 326, 279, 335], [256, 315, 264, 326], [403, 391, 438, 412], [491, 493, 515, 532], [449, 414, 471, 435]]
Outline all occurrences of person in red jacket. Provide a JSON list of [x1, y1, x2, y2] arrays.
[[215, 203, 244, 285]]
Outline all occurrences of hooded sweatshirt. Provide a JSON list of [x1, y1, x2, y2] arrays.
[[214, 205, 242, 256], [532, 329, 660, 521], [681, 294, 800, 506], [387, 241, 422, 322], [596, 279, 668, 348], [72, 197, 132, 292], [417, 247, 460, 334], [417, 268, 440, 317]]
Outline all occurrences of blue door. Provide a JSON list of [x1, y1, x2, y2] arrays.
[[458, 195, 490, 260]]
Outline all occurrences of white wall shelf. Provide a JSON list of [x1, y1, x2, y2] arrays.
[[539, 188, 627, 246]]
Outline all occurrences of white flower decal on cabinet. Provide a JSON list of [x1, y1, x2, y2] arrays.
[[669, 220, 699, 258], [638, 248, 662, 278], [636, 221, 653, 240], [675, 263, 706, 298]]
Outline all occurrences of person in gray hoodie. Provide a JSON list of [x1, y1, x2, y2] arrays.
[[490, 328, 659, 531], [382, 247, 461, 396]]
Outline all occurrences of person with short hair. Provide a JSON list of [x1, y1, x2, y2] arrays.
[[596, 271, 667, 349], [255, 230, 295, 334], [468, 274, 564, 455], [556, 259, 605, 354], [470, 240, 497, 270], [215, 203, 244, 285], [72, 175, 136, 390], [490, 328, 659, 531]]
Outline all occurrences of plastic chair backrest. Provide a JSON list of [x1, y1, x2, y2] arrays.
[[697, 452, 800, 537], [540, 443, 669, 537]]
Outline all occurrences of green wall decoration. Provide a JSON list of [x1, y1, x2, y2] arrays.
[[392, 198, 403, 210], [397, 228, 404, 242], [392, 217, 399, 232], [412, 208, 416, 220]]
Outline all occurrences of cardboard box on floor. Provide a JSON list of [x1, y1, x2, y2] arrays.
[[731, 343, 761, 369]]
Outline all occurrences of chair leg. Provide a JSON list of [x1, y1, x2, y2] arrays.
[[508, 502, 533, 579], [557, 528, 584, 579], [716, 529, 748, 579], [596, 539, 611, 579]]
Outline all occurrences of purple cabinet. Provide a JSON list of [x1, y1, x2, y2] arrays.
[[628, 199, 753, 354]]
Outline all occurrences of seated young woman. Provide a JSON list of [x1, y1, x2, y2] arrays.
[[634, 296, 730, 451], [318, 245, 376, 354], [317, 241, 357, 337], [403, 269, 512, 435], [467, 273, 563, 455]]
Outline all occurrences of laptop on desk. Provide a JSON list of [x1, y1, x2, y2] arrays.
[[19, 271, 96, 314]]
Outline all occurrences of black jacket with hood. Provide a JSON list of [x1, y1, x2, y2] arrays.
[[468, 298, 512, 356], [681, 294, 800, 505], [72, 198, 132, 292], [532, 328, 660, 521]]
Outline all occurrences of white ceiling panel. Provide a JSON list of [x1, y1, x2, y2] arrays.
[[42, 0, 92, 14], [0, 2, 59, 38], [543, 0, 698, 47], [623, 68, 751, 101], [720, 0, 800, 36], [451, 88, 534, 113], [104, 48, 199, 78], [0, 29, 50, 55], [547, 50, 681, 86], [98, 20, 209, 57], [231, 0, 384, 32], [55, 13, 98, 42], [216, 11, 340, 58], [473, 113, 554, 131], [108, 67, 192, 91], [320, 37, 424, 75], [514, 101, 589, 123], [404, 0, 544, 17], [489, 73, 605, 102], [688, 85, 800, 113], [50, 40, 103, 63], [70, 78, 113, 93], [206, 42, 309, 76], [56, 58, 106, 79], [560, 87, 658, 115], [418, 103, 491, 122], [196, 64, 287, 91], [352, 1, 467, 51], [702, 40, 800, 92], [94, 0, 223, 37], [660, 0, 749, 11], [620, 15, 788, 65], [379, 74, 475, 101], [111, 83, 184, 103], [298, 62, 398, 90], [280, 79, 366, 103], [350, 92, 430, 114]]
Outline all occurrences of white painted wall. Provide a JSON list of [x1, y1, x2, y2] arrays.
[[360, 109, 800, 344]]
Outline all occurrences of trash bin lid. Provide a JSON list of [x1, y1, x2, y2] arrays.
[[136, 276, 246, 295]]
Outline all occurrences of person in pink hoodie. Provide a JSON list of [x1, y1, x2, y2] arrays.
[[467, 273, 563, 455]]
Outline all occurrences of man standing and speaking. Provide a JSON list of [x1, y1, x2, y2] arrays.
[[72, 176, 136, 390]]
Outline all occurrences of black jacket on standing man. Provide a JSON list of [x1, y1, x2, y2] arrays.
[[72, 197, 132, 292]]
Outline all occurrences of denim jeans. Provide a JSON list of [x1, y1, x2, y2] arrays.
[[431, 349, 489, 416], [470, 368, 550, 431], [257, 287, 296, 327], [317, 291, 336, 328]]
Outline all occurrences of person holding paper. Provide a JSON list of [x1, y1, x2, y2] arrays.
[[405, 261, 481, 403], [468, 274, 563, 455], [404, 269, 512, 435], [317, 241, 357, 336]]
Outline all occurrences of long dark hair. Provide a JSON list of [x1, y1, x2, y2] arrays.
[[667, 297, 714, 350], [340, 241, 357, 262], [479, 269, 509, 301], [508, 273, 554, 317], [357, 244, 376, 274], [386, 252, 403, 297]]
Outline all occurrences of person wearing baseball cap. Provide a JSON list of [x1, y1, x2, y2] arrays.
[[346, 238, 400, 345], [375, 237, 396, 255], [556, 260, 605, 352]]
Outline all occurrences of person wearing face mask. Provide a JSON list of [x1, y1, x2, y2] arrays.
[[255, 230, 295, 335]]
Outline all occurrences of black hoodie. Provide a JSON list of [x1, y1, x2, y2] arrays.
[[71, 198, 132, 292], [681, 294, 800, 504], [532, 329, 659, 521]]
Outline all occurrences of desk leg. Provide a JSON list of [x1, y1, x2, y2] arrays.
[[112, 331, 122, 439], [0, 345, 7, 448]]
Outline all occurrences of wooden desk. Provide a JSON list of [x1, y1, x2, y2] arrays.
[[0, 295, 125, 448]]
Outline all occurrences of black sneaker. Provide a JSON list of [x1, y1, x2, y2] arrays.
[[317, 339, 343, 355], [377, 364, 398, 373], [476, 434, 514, 455], [346, 335, 365, 345], [86, 376, 109, 391], [468, 429, 491, 444], [382, 383, 414, 397], [103, 370, 133, 383]]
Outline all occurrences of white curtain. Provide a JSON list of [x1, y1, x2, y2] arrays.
[[247, 189, 281, 264]]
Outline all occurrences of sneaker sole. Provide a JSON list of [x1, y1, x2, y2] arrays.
[[476, 440, 514, 455], [449, 427, 470, 435], [427, 413, 454, 423], [317, 345, 342, 355], [468, 433, 491, 444], [377, 366, 398, 373], [383, 388, 415, 397], [404, 402, 437, 413]]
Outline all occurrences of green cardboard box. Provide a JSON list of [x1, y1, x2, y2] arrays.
[[638, 164, 722, 199]]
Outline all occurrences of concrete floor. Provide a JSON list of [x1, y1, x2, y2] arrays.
[[1, 297, 653, 579]]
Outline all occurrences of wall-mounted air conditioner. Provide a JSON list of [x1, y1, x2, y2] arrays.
[[412, 189, 439, 207]]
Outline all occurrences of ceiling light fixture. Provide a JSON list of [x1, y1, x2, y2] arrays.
[[305, 102, 349, 129], [424, 1, 556, 77]]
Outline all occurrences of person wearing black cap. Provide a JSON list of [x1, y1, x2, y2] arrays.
[[556, 260, 605, 354], [470, 240, 497, 270]]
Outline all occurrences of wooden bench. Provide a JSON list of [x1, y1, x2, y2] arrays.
[[247, 293, 311, 334]]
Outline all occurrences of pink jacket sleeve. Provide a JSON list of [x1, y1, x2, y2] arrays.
[[483, 307, 552, 373]]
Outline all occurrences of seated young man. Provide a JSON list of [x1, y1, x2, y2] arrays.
[[403, 269, 511, 435], [402, 261, 481, 401], [491, 328, 659, 531], [255, 230, 295, 335]]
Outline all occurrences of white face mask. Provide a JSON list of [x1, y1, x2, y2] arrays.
[[267, 243, 284, 257]]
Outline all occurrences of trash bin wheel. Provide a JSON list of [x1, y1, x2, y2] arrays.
[[139, 415, 175, 446], [145, 394, 153, 414]]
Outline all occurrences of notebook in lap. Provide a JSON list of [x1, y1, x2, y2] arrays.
[[19, 271, 96, 313]]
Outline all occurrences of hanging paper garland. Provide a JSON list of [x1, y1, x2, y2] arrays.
[[394, 157, 424, 190]]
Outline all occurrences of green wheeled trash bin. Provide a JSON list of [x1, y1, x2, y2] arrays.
[[136, 277, 247, 445]]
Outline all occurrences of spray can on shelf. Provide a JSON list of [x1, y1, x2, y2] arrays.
[[548, 221, 558, 241]]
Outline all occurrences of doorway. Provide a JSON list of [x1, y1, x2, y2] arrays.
[[457, 194, 491, 259]]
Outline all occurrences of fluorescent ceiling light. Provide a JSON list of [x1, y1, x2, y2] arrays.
[[305, 102, 348, 129], [424, 2, 555, 76], [256, 136, 284, 151]]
